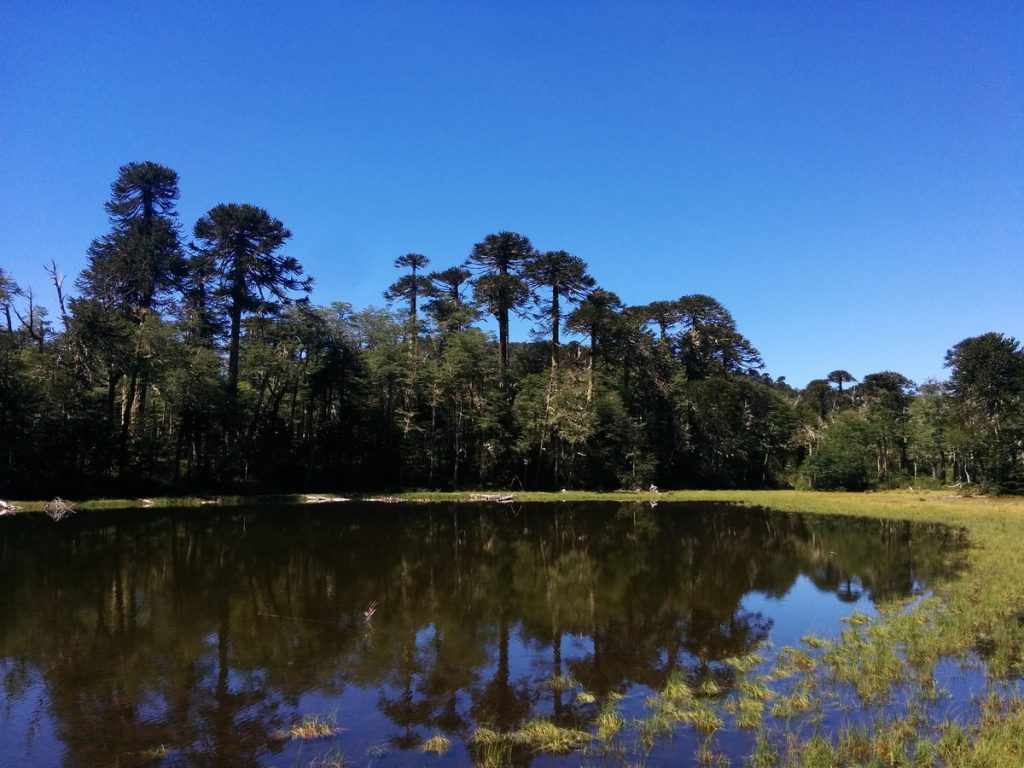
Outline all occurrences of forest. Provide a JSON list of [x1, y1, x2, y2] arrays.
[[1, 162, 1021, 498]]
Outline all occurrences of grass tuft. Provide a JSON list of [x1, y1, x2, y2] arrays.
[[420, 734, 451, 754]]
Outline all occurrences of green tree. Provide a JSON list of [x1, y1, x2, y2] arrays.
[[524, 250, 594, 374], [466, 231, 535, 395], [424, 266, 476, 336], [384, 253, 432, 353], [565, 288, 624, 404], [636, 299, 681, 344], [857, 371, 915, 481], [79, 161, 185, 312], [193, 203, 312, 399], [0, 266, 19, 333], [907, 381, 950, 482], [75, 162, 185, 474], [944, 332, 1024, 489], [674, 294, 762, 378], [827, 369, 856, 394], [802, 411, 877, 490]]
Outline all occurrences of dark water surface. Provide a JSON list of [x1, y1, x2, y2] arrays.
[[0, 502, 967, 767]]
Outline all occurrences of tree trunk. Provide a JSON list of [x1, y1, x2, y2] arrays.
[[227, 302, 243, 399]]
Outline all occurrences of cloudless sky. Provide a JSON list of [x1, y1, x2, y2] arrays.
[[2, 1, 1021, 387]]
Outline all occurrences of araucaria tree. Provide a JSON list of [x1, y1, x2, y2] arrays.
[[524, 250, 595, 374], [76, 161, 185, 474], [7, 159, 1023, 498], [466, 231, 536, 393], [192, 203, 312, 399], [80, 161, 185, 311], [383, 253, 431, 352]]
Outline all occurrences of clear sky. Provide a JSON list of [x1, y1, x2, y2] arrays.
[[2, 1, 1021, 387]]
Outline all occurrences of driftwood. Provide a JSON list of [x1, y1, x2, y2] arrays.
[[44, 497, 75, 521], [469, 493, 515, 503], [305, 495, 351, 504]]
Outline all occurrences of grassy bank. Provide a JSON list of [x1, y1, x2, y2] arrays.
[[4, 488, 1023, 765]]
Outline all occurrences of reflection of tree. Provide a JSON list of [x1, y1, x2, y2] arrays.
[[471, 533, 532, 730], [0, 502, 964, 765], [182, 586, 288, 768]]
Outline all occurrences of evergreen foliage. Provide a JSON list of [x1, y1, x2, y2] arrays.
[[1, 162, 1021, 496]]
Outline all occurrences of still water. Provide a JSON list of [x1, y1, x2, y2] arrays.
[[0, 502, 966, 767]]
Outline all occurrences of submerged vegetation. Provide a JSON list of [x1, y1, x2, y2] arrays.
[[2, 162, 1022, 499]]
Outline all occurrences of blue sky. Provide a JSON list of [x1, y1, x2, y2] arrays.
[[2, 1, 1021, 387]]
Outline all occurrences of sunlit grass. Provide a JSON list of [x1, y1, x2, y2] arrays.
[[512, 719, 591, 753], [420, 734, 452, 754], [542, 673, 579, 692], [281, 712, 344, 741]]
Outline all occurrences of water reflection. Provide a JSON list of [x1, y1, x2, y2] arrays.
[[0, 502, 965, 766]]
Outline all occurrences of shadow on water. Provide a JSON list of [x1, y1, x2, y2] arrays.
[[0, 502, 966, 766]]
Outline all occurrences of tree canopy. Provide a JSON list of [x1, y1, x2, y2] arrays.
[[1, 162, 1021, 497]]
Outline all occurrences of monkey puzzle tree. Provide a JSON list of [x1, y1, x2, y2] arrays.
[[193, 203, 311, 400], [384, 253, 430, 319], [466, 231, 535, 394], [423, 266, 475, 335], [674, 294, 762, 379], [384, 253, 431, 353], [566, 288, 624, 404], [75, 161, 185, 474], [79, 161, 185, 312], [636, 299, 682, 344], [827, 370, 856, 393], [524, 250, 595, 374]]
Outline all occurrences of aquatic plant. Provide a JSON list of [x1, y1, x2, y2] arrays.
[[420, 734, 452, 754], [283, 712, 344, 740]]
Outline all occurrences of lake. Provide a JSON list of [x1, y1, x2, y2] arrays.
[[0, 501, 968, 767]]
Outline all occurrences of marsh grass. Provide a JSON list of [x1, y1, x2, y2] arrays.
[[470, 718, 591, 765], [469, 726, 511, 768], [283, 712, 344, 741], [306, 748, 347, 768], [420, 734, 451, 754], [512, 719, 591, 753], [596, 700, 627, 743], [542, 674, 579, 692]]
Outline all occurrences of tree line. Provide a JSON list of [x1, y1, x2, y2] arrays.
[[1, 161, 1021, 497]]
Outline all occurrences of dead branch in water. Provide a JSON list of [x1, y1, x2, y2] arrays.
[[44, 497, 75, 521], [469, 493, 515, 503]]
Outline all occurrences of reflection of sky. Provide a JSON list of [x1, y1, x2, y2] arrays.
[[287, 578, 892, 763], [0, 667, 61, 768], [743, 574, 878, 649]]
